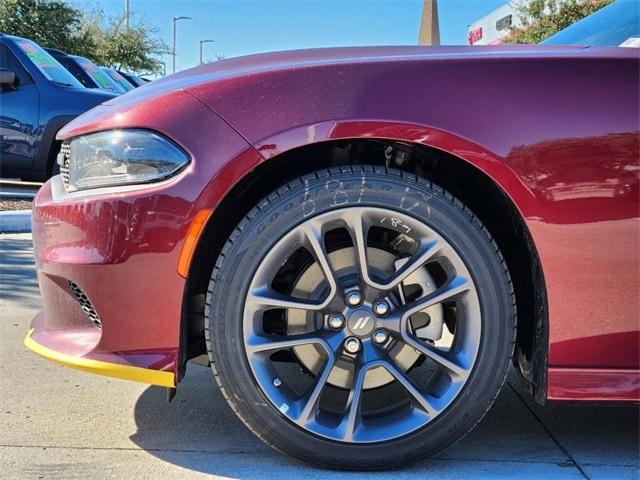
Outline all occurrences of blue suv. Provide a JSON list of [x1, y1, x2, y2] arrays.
[[0, 34, 117, 181]]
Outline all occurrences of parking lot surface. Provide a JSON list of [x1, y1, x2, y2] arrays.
[[1, 233, 638, 479]]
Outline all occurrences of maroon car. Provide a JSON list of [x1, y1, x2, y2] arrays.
[[25, 29, 638, 470]]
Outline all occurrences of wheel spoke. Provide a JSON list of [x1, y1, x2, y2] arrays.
[[248, 286, 329, 311], [342, 209, 443, 293], [302, 222, 338, 297], [338, 362, 369, 441], [382, 360, 439, 416], [403, 336, 469, 380], [400, 275, 470, 317], [342, 208, 374, 288], [296, 354, 336, 424], [381, 239, 441, 290], [399, 276, 472, 379], [373, 314, 402, 334], [245, 332, 331, 354], [325, 329, 348, 351]]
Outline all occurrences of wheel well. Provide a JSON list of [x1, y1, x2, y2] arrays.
[[181, 139, 548, 402], [38, 115, 76, 181], [47, 139, 61, 176]]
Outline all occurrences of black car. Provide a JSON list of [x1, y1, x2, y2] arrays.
[[118, 70, 149, 87]]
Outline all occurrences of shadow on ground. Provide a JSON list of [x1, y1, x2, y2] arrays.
[[130, 366, 639, 478], [0, 235, 40, 310]]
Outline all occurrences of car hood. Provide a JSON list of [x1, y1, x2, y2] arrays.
[[61, 44, 610, 142], [76, 88, 119, 100], [102, 45, 588, 109]]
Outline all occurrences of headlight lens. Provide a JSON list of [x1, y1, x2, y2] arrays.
[[65, 129, 189, 191]]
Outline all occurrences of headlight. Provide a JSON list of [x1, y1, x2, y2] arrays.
[[64, 129, 189, 191]]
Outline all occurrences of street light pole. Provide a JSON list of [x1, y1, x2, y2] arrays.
[[172, 16, 192, 74], [199, 39, 215, 65], [124, 0, 129, 29]]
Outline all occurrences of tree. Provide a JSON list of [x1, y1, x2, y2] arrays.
[[0, 0, 166, 74], [93, 15, 166, 74], [504, 0, 614, 44], [0, 0, 96, 55], [203, 53, 226, 64]]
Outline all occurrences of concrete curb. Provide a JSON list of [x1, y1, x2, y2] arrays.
[[0, 210, 32, 233]]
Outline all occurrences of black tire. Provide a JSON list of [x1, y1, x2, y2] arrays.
[[205, 165, 516, 470], [48, 142, 61, 179], [49, 161, 60, 178]]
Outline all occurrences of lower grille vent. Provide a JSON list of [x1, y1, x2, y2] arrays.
[[68, 281, 102, 329]]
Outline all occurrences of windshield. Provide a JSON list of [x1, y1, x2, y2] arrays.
[[542, 0, 640, 47], [74, 56, 126, 92], [102, 68, 135, 91], [15, 39, 83, 87]]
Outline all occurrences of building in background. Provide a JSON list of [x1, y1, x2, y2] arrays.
[[418, 0, 440, 45], [467, 2, 522, 45]]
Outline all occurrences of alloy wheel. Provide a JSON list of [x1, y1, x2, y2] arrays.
[[242, 206, 481, 443]]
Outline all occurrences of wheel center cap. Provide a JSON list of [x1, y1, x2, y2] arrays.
[[347, 309, 376, 336]]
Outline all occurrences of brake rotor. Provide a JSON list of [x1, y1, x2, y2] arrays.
[[287, 246, 444, 390]]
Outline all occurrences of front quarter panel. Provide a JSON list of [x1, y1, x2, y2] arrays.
[[188, 47, 640, 372], [32, 90, 259, 379]]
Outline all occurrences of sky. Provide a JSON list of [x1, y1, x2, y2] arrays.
[[73, 0, 509, 73]]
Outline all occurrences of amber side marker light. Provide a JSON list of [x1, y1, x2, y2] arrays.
[[178, 209, 212, 277]]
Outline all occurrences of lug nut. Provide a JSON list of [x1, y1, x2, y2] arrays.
[[344, 337, 361, 354], [328, 313, 345, 330], [273, 377, 282, 387], [373, 299, 390, 316], [345, 290, 363, 307], [372, 329, 388, 345]]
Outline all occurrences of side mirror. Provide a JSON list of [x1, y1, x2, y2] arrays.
[[0, 68, 17, 91]]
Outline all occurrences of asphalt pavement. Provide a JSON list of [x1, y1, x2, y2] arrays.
[[1, 233, 638, 479]]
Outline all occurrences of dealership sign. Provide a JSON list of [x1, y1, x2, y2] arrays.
[[468, 27, 483, 45]]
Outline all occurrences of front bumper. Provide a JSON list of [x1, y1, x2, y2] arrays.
[[25, 90, 262, 386], [27, 177, 193, 386]]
